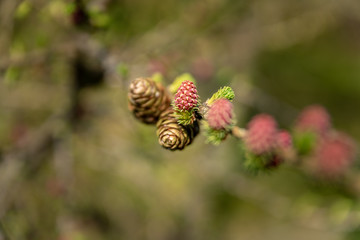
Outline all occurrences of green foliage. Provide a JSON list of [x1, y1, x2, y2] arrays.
[[4, 67, 20, 84], [207, 86, 235, 105], [243, 153, 267, 174], [91, 11, 111, 28], [15, 0, 32, 19], [168, 73, 196, 94], [116, 63, 129, 79], [203, 122, 229, 145], [345, 227, 360, 240], [173, 108, 196, 125], [151, 72, 164, 84], [293, 131, 317, 156], [241, 144, 275, 174]]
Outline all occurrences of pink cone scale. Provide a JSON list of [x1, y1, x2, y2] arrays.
[[316, 132, 356, 176], [269, 130, 293, 167], [276, 130, 292, 150], [295, 105, 331, 134], [174, 81, 199, 111], [207, 99, 233, 130], [245, 114, 278, 155]]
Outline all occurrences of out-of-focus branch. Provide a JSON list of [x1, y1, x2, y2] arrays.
[[231, 126, 247, 139], [0, 0, 22, 55], [0, 115, 57, 218]]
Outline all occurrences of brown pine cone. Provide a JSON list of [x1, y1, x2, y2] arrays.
[[156, 108, 199, 150], [128, 77, 171, 124]]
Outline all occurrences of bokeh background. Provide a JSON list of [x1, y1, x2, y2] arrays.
[[1, 0, 360, 239]]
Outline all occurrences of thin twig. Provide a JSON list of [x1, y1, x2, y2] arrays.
[[231, 126, 247, 139]]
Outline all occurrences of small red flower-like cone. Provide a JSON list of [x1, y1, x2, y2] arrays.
[[295, 105, 331, 134], [174, 81, 199, 111], [207, 99, 233, 130], [276, 130, 292, 150], [265, 131, 293, 169], [245, 114, 278, 155], [316, 132, 356, 176], [265, 130, 294, 168]]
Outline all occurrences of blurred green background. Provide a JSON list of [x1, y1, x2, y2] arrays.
[[1, 0, 360, 239]]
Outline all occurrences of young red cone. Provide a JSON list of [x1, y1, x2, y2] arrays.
[[174, 80, 199, 111], [276, 130, 292, 150], [245, 114, 278, 155], [316, 132, 356, 176], [207, 99, 233, 130], [295, 105, 331, 134]]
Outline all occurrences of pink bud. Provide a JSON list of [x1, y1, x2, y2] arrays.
[[296, 105, 331, 134], [207, 99, 233, 130], [276, 130, 292, 150], [245, 114, 278, 155], [316, 132, 356, 176]]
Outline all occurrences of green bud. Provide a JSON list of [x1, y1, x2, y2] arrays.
[[168, 73, 196, 94], [207, 86, 235, 105]]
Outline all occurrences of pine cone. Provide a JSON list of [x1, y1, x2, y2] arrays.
[[295, 105, 331, 134], [244, 114, 278, 155], [174, 80, 199, 111], [207, 99, 233, 130], [128, 77, 171, 124], [265, 130, 293, 168], [276, 130, 292, 150], [156, 108, 199, 150], [316, 132, 356, 176]]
